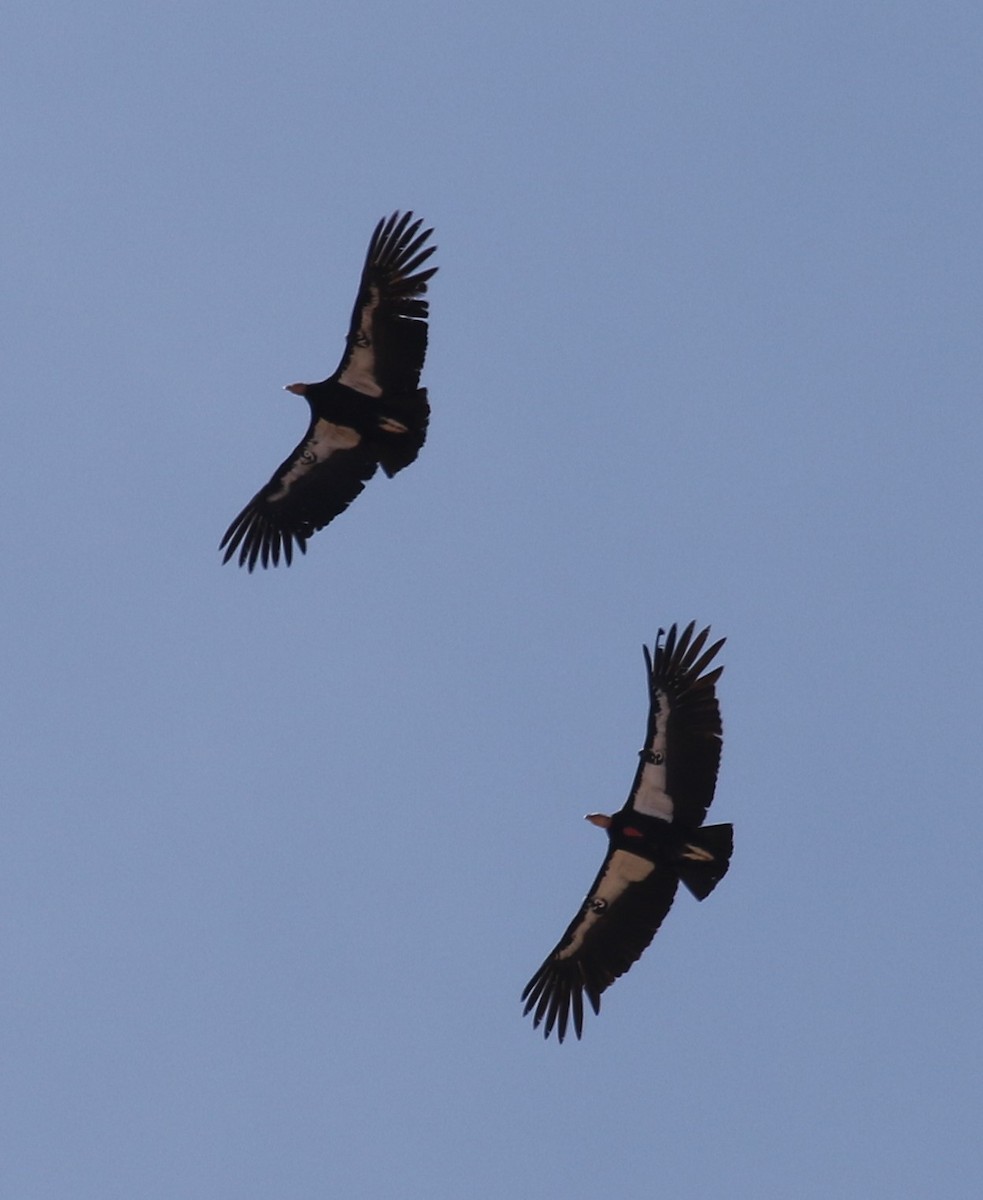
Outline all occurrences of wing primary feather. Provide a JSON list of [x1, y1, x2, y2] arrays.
[[661, 622, 679, 663], [247, 531, 261, 573], [400, 240, 437, 277], [370, 211, 437, 285], [583, 974, 602, 1015], [388, 215, 424, 261], [386, 210, 412, 242], [366, 214, 386, 254], [688, 636, 727, 680], [571, 984, 584, 1040], [393, 227, 436, 270], [533, 986, 553, 1031], [219, 517, 244, 563], [678, 623, 711, 671], [520, 969, 539, 1008], [544, 986, 562, 1040], [556, 980, 571, 1043], [390, 217, 423, 256], [674, 620, 696, 663], [698, 664, 724, 689]]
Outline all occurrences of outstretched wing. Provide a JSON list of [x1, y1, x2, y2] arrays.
[[336, 211, 437, 398], [219, 419, 379, 571], [521, 848, 679, 1042], [625, 621, 725, 828]]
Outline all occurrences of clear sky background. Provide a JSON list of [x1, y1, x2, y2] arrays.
[[3, 3, 981, 1197]]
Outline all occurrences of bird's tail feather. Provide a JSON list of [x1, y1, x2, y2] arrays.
[[378, 388, 430, 477], [676, 822, 733, 900]]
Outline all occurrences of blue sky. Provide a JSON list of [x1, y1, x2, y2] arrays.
[[3, 2, 982, 1196]]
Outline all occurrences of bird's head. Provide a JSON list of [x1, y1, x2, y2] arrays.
[[283, 383, 308, 396], [585, 813, 613, 830]]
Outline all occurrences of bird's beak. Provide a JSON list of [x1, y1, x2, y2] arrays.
[[585, 813, 613, 829], [284, 383, 308, 396]]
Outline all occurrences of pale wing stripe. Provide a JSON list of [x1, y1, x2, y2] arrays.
[[338, 285, 383, 397], [267, 421, 361, 502], [631, 686, 674, 820], [556, 850, 654, 960]]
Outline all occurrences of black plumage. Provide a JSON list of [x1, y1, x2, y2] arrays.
[[521, 622, 732, 1042], [220, 211, 437, 570]]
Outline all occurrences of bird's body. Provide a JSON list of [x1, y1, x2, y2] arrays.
[[221, 211, 436, 570], [521, 621, 732, 1042]]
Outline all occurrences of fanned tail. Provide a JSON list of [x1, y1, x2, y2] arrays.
[[676, 823, 733, 900], [377, 388, 430, 477]]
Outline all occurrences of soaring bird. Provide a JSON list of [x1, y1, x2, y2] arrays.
[[521, 622, 732, 1042], [220, 211, 437, 570]]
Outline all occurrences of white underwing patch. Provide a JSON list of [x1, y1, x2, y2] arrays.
[[267, 421, 361, 501], [339, 285, 383, 397], [556, 850, 653, 959], [632, 688, 675, 820]]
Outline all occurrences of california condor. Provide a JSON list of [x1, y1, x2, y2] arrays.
[[220, 211, 437, 570], [521, 621, 732, 1042]]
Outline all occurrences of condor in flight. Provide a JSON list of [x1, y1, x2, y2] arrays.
[[220, 211, 437, 570], [521, 622, 732, 1042]]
